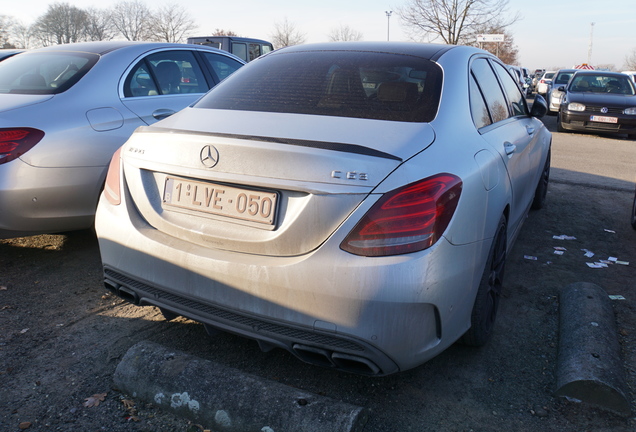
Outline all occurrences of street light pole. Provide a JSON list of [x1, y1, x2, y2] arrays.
[[587, 22, 595, 65], [385, 11, 392, 41]]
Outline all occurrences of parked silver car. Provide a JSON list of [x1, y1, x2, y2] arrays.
[[0, 49, 24, 62], [96, 42, 551, 375], [0, 41, 244, 238], [547, 69, 577, 114]]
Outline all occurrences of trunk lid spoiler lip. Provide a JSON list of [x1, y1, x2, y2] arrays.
[[136, 126, 403, 162]]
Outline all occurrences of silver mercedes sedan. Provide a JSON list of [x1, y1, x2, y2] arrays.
[[0, 41, 244, 238], [96, 42, 551, 375]]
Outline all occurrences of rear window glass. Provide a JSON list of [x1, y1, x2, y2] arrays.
[[195, 51, 443, 122], [554, 72, 573, 85], [0, 52, 98, 94]]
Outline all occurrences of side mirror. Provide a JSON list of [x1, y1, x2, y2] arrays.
[[530, 94, 548, 118], [558, 86, 566, 92]]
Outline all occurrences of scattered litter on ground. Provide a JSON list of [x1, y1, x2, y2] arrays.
[[524, 235, 631, 270], [553, 235, 577, 240]]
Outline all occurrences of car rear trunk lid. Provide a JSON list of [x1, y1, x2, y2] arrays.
[[121, 110, 436, 256]]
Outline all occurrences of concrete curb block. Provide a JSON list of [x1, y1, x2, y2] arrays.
[[114, 340, 369, 432], [555, 282, 631, 416]]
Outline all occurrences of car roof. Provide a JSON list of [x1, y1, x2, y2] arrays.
[[270, 42, 471, 62], [27, 41, 227, 56], [573, 70, 628, 77]]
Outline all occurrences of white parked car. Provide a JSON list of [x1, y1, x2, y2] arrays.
[[96, 42, 551, 375], [536, 70, 556, 96]]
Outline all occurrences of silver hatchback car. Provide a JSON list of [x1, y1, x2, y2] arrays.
[[96, 42, 551, 375], [547, 69, 577, 114], [0, 41, 244, 238]]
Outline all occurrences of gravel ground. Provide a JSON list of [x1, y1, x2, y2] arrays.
[[1, 126, 636, 431]]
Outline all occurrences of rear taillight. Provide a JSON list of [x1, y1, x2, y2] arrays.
[[104, 147, 122, 205], [0, 128, 45, 165], [340, 174, 462, 257]]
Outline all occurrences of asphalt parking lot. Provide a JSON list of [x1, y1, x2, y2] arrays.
[[1, 113, 635, 431]]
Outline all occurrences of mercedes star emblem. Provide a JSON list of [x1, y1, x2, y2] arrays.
[[200, 145, 219, 168]]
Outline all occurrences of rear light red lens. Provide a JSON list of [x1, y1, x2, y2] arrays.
[[340, 174, 462, 257], [104, 147, 122, 205], [0, 127, 44, 165]]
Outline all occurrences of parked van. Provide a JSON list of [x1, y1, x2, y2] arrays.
[[187, 36, 273, 62]]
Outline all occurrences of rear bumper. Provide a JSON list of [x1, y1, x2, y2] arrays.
[[96, 187, 490, 375], [0, 159, 105, 238]]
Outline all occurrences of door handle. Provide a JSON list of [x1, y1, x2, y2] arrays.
[[152, 108, 176, 120], [504, 142, 516, 157], [526, 125, 535, 135]]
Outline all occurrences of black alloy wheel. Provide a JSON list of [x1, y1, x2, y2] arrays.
[[532, 150, 551, 210], [631, 191, 636, 230], [460, 215, 507, 346]]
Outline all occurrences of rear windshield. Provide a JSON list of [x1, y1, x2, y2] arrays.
[[195, 50, 443, 122], [0, 52, 98, 95], [554, 72, 573, 85]]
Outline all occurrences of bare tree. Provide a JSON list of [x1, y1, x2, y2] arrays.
[[0, 15, 16, 48], [327, 24, 363, 42], [9, 22, 33, 48], [110, 0, 151, 41], [625, 48, 636, 70], [211, 29, 240, 36], [84, 8, 116, 41], [595, 64, 616, 72], [147, 3, 197, 43], [31, 3, 89, 46], [269, 17, 306, 49], [397, 0, 519, 45]]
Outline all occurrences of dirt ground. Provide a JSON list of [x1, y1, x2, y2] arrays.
[[2, 157, 636, 430]]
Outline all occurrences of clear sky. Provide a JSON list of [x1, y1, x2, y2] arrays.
[[4, 0, 636, 70]]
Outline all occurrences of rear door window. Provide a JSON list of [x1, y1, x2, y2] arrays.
[[470, 58, 510, 123], [200, 52, 244, 82], [124, 50, 209, 97], [491, 61, 528, 116], [469, 73, 492, 129]]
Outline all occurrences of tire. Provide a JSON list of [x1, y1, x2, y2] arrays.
[[628, 134, 636, 141], [631, 192, 636, 230], [556, 113, 566, 132], [460, 215, 507, 346], [531, 150, 550, 210]]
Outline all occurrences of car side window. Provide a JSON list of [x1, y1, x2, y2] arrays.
[[469, 73, 492, 129], [491, 61, 528, 117], [124, 50, 209, 97], [470, 58, 509, 123], [200, 52, 244, 82], [125, 62, 158, 97]]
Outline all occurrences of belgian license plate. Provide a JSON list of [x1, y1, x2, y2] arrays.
[[590, 115, 618, 123], [163, 177, 278, 225]]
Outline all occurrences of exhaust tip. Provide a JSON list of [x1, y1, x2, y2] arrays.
[[116, 285, 140, 305], [293, 344, 382, 375]]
